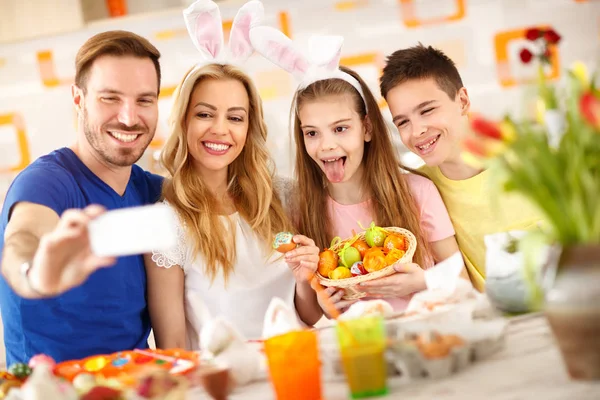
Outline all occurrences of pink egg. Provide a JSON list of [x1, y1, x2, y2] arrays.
[[28, 354, 56, 369]]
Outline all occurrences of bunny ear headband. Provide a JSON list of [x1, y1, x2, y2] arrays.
[[249, 26, 368, 110], [182, 0, 264, 81]]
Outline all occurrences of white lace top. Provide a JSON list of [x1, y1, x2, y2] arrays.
[[151, 177, 297, 350]]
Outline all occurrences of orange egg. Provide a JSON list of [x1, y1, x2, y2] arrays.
[[351, 239, 370, 258], [384, 234, 408, 252], [385, 248, 405, 266], [363, 248, 387, 273], [318, 249, 339, 277]]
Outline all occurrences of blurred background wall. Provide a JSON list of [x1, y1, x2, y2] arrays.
[[1, 0, 598, 200]]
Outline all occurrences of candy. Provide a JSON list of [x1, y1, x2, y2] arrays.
[[272, 232, 297, 253], [350, 261, 368, 277], [8, 363, 32, 379]]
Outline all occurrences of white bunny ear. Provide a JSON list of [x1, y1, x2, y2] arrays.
[[184, 0, 224, 60], [262, 297, 301, 339], [250, 26, 309, 80], [308, 35, 344, 70], [228, 0, 264, 62]]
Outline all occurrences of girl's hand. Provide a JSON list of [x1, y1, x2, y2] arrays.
[[358, 263, 426, 298], [316, 287, 357, 319]]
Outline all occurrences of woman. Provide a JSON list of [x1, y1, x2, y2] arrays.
[[145, 62, 322, 350]]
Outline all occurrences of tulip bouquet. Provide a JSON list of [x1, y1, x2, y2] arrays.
[[463, 59, 599, 308], [464, 61, 600, 246]]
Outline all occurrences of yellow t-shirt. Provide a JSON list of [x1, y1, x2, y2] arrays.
[[420, 165, 543, 292]]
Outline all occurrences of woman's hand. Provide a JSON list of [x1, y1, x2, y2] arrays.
[[284, 235, 320, 282], [358, 263, 426, 298]]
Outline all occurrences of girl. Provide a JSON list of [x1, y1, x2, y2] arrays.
[[145, 0, 321, 350], [250, 31, 467, 315]]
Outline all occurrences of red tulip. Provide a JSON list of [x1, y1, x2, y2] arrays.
[[471, 117, 503, 140], [580, 92, 600, 129], [525, 28, 541, 41], [544, 29, 561, 44], [519, 48, 533, 64]]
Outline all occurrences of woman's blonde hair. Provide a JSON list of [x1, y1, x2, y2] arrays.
[[292, 65, 431, 267], [161, 63, 292, 282]]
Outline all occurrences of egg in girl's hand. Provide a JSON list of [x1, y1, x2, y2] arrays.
[[272, 232, 297, 253]]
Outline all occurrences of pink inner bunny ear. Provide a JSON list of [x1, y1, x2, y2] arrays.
[[228, 0, 264, 62], [327, 47, 342, 70], [250, 26, 309, 79], [194, 12, 223, 58], [183, 0, 224, 60], [229, 13, 252, 59], [267, 40, 309, 77]]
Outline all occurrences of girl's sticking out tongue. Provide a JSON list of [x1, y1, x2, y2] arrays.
[[323, 157, 345, 183]]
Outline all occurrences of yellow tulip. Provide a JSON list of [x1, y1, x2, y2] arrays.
[[486, 137, 510, 157], [535, 97, 546, 125], [571, 61, 590, 87], [499, 119, 517, 143]]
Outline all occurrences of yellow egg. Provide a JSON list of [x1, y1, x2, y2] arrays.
[[329, 266, 352, 280]]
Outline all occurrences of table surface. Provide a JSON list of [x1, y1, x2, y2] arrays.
[[191, 313, 599, 400]]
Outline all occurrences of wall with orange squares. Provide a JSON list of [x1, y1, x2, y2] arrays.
[[0, 0, 598, 202]]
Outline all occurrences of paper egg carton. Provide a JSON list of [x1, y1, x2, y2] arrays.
[[386, 317, 508, 380]]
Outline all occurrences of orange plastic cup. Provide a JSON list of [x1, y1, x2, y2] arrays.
[[264, 330, 322, 400]]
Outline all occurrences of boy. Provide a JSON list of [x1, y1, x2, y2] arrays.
[[379, 44, 542, 291]]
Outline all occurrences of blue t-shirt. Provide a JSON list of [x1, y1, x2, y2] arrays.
[[0, 147, 163, 365]]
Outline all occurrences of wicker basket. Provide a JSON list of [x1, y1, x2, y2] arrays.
[[316, 227, 417, 300]]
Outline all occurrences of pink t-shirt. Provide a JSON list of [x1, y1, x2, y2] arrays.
[[327, 173, 455, 311]]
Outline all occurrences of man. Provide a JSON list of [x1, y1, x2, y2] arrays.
[[0, 30, 164, 364], [379, 44, 542, 292]]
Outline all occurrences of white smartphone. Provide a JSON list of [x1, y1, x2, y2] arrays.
[[88, 203, 178, 258]]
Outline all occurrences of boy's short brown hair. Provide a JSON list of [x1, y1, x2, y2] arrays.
[[75, 30, 161, 94], [380, 43, 463, 100]]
